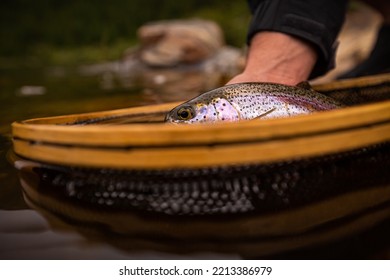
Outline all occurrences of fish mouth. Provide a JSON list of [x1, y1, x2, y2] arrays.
[[164, 111, 172, 122]]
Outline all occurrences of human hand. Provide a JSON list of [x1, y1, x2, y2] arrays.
[[227, 32, 318, 86]]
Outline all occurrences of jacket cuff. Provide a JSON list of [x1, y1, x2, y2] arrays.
[[247, 0, 347, 79]]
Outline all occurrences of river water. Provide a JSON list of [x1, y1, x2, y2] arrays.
[[1, 65, 389, 259]]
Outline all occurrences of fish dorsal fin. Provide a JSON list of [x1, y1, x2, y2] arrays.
[[253, 107, 276, 120], [296, 81, 312, 90]]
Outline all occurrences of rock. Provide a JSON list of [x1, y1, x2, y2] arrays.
[[78, 19, 245, 101], [17, 86, 46, 96], [138, 19, 224, 66], [138, 46, 244, 102]]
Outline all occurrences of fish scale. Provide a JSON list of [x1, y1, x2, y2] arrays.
[[165, 82, 343, 123]]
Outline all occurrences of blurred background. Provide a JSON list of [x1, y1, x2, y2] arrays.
[[0, 0, 387, 259], [0, 0, 382, 131], [0, 0, 251, 133], [0, 0, 249, 66]]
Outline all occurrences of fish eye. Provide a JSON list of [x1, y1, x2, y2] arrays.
[[177, 106, 194, 120]]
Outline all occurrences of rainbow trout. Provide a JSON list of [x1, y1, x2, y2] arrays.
[[165, 82, 343, 123]]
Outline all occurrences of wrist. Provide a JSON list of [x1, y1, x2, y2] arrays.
[[228, 31, 318, 85]]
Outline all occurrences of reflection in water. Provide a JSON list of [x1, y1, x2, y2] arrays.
[[9, 141, 390, 259]]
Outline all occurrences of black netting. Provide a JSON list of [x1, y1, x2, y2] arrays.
[[318, 81, 390, 106], [33, 142, 390, 216]]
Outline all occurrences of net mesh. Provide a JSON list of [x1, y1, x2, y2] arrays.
[[33, 142, 390, 216], [320, 82, 390, 106]]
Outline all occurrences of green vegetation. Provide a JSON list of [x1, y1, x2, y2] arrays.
[[0, 0, 250, 66]]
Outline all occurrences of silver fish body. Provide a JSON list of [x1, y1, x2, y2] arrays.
[[165, 82, 343, 124]]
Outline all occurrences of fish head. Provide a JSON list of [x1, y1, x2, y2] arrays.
[[165, 94, 242, 123], [165, 101, 219, 124]]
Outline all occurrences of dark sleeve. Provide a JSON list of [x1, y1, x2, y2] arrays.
[[247, 0, 348, 79]]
